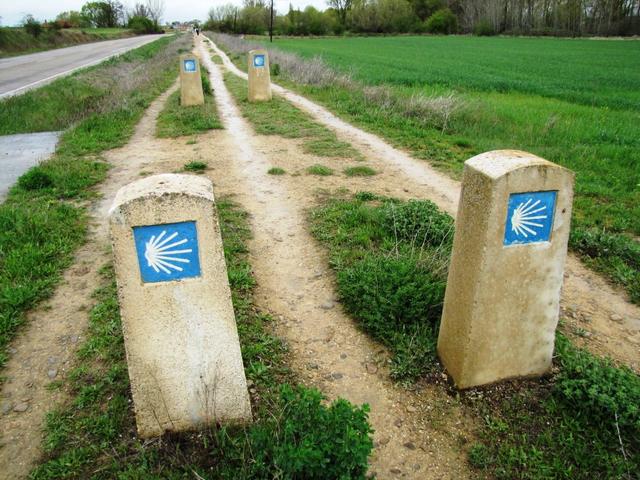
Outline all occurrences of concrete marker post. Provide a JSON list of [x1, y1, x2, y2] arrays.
[[248, 49, 272, 102], [180, 54, 205, 106], [437, 150, 574, 389], [109, 174, 251, 437]]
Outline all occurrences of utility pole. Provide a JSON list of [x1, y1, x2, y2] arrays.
[[269, 0, 274, 42]]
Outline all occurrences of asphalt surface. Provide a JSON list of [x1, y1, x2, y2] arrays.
[[0, 131, 61, 201], [0, 34, 165, 98]]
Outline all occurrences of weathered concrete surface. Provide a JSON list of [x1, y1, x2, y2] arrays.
[[0, 131, 61, 201], [0, 35, 165, 98], [247, 49, 271, 102], [438, 150, 574, 389], [109, 174, 251, 437], [179, 54, 205, 106]]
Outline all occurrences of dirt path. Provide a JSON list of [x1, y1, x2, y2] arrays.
[[196, 37, 475, 479], [0, 82, 191, 479], [205, 36, 640, 372]]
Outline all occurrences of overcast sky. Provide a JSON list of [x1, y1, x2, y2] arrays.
[[1, 0, 328, 26]]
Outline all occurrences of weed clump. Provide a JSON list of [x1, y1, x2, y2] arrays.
[[268, 167, 286, 175], [183, 161, 207, 172], [382, 199, 454, 248], [17, 168, 53, 190], [232, 384, 373, 479], [306, 164, 333, 176], [344, 166, 376, 177], [310, 194, 453, 380]]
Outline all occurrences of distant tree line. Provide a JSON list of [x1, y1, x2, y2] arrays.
[[17, 0, 165, 36], [204, 0, 639, 36]]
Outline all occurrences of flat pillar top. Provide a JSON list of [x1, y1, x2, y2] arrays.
[[466, 150, 567, 179], [109, 174, 214, 214]]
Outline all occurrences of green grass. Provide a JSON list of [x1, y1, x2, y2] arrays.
[[248, 36, 640, 303], [311, 191, 639, 477], [0, 27, 135, 58], [310, 192, 453, 381], [31, 199, 373, 479], [306, 164, 333, 176], [344, 166, 376, 177], [268, 167, 286, 175], [156, 89, 222, 138], [0, 35, 186, 370], [223, 72, 361, 160], [469, 335, 640, 479]]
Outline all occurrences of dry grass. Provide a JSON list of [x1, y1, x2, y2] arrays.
[[211, 33, 464, 132]]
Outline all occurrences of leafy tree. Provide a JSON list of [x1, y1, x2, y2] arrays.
[[80, 1, 124, 28], [327, 0, 354, 26], [22, 14, 43, 37], [425, 7, 457, 33], [56, 11, 89, 28]]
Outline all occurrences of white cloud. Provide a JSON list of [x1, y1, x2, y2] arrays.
[[1, 0, 329, 26]]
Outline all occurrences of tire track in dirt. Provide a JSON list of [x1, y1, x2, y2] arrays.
[[0, 82, 188, 479], [205, 36, 640, 372], [198, 37, 473, 480]]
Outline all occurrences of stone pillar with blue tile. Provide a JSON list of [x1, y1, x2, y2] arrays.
[[179, 53, 205, 106], [109, 174, 251, 437], [247, 49, 272, 102], [437, 150, 574, 389]]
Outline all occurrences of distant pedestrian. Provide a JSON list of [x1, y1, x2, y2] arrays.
[[196, 28, 200, 36]]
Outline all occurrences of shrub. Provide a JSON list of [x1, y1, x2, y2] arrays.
[[473, 19, 496, 36], [382, 199, 453, 247], [18, 168, 53, 190], [127, 15, 156, 34], [425, 8, 458, 34], [23, 15, 43, 38], [242, 384, 373, 479], [337, 253, 446, 334]]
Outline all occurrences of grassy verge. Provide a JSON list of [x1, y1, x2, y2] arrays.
[[0, 27, 135, 58], [156, 87, 222, 138], [311, 191, 640, 478], [0, 35, 185, 135], [0, 34, 187, 369], [223, 72, 362, 160], [212, 35, 640, 305], [32, 199, 373, 479]]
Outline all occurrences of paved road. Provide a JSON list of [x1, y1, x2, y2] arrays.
[[0, 34, 165, 98], [0, 131, 61, 201]]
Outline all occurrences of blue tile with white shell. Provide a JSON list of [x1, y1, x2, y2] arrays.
[[504, 191, 557, 246], [133, 221, 201, 283]]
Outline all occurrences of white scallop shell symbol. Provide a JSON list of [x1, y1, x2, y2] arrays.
[[144, 230, 192, 275], [510, 198, 548, 238]]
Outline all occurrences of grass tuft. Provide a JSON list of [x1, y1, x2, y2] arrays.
[[344, 166, 377, 177], [306, 164, 333, 176], [183, 161, 208, 172], [268, 167, 286, 175]]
